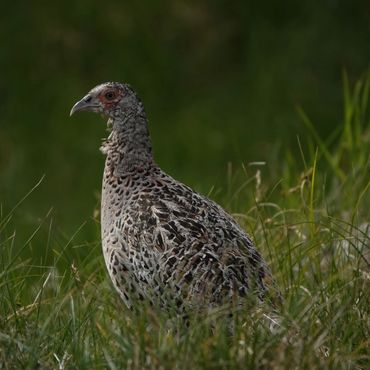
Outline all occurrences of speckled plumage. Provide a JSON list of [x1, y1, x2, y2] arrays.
[[70, 82, 280, 311]]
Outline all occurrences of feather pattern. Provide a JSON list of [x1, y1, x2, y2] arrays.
[[71, 82, 280, 311]]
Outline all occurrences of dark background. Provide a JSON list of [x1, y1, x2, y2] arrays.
[[1, 1, 369, 241]]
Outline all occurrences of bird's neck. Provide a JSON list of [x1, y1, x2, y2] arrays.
[[101, 108, 154, 172]]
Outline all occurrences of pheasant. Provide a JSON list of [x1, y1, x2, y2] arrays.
[[70, 82, 280, 312]]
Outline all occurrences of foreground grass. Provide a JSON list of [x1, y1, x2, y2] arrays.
[[1, 72, 369, 369]]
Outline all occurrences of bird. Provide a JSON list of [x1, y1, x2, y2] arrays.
[[70, 82, 280, 313]]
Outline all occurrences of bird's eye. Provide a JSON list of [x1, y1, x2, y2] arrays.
[[104, 91, 116, 100]]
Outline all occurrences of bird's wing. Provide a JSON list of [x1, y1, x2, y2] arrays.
[[128, 182, 280, 306]]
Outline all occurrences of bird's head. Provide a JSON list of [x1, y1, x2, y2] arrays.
[[70, 82, 139, 119]]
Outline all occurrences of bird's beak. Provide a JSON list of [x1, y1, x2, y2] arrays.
[[70, 94, 96, 116]]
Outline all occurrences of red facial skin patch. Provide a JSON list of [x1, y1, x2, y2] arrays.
[[98, 88, 124, 111]]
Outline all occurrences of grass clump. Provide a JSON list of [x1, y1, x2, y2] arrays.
[[1, 72, 369, 369]]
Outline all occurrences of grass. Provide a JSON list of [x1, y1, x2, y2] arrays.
[[1, 71, 369, 369]]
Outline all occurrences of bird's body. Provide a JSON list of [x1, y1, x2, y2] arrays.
[[71, 82, 279, 312]]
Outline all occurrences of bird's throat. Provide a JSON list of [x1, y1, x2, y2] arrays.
[[100, 115, 154, 172]]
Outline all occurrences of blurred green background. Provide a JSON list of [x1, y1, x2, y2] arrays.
[[1, 1, 369, 240]]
